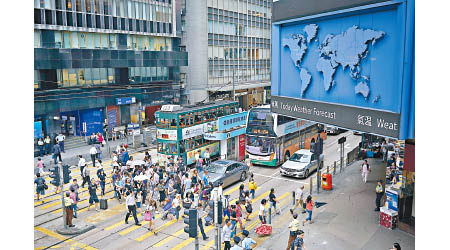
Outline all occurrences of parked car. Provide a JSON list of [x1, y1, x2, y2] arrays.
[[326, 125, 344, 135], [280, 149, 324, 179], [205, 160, 249, 188]]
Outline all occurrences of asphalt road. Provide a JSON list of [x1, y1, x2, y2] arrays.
[[34, 132, 362, 250]]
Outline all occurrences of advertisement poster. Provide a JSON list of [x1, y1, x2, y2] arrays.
[[186, 142, 220, 165], [157, 129, 178, 141], [239, 134, 246, 161]]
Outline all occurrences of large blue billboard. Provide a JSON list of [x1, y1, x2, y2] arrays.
[[271, 0, 414, 139]]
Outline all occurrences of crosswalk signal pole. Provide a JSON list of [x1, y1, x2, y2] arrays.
[[58, 162, 67, 229]]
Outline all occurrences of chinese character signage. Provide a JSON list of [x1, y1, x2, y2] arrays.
[[218, 111, 248, 131], [271, 95, 400, 138], [182, 124, 204, 140]]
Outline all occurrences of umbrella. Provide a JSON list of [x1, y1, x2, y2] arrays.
[[131, 160, 146, 167], [134, 175, 149, 181]]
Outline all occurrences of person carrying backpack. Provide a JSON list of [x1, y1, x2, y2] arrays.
[[34, 173, 46, 201]]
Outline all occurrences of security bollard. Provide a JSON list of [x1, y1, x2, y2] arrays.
[[334, 161, 336, 175], [327, 166, 329, 174], [309, 177, 313, 195], [268, 207, 272, 224], [292, 191, 296, 205]]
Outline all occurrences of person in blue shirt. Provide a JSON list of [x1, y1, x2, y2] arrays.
[[241, 230, 256, 250], [53, 142, 62, 164], [291, 230, 308, 250], [35, 173, 46, 201], [122, 150, 129, 165]]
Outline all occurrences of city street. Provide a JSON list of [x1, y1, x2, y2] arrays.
[[33, 132, 411, 250]]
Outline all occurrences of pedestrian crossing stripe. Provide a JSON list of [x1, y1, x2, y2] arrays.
[[135, 219, 178, 242], [34, 227, 98, 250], [52, 190, 115, 214], [152, 228, 185, 247]]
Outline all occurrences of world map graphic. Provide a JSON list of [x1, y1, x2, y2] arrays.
[[282, 25, 385, 101]]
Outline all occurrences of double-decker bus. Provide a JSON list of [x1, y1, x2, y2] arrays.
[[245, 105, 327, 167], [155, 101, 239, 166]]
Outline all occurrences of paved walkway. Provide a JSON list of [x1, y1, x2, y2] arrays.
[[256, 158, 414, 250]]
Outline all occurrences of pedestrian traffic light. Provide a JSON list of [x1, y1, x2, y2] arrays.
[[50, 166, 60, 186], [62, 165, 71, 184], [183, 209, 198, 238], [217, 200, 223, 225], [207, 200, 223, 225]]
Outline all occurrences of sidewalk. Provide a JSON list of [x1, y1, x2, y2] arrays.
[[256, 158, 414, 250], [33, 137, 155, 174]]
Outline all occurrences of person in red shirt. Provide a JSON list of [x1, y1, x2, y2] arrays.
[[303, 195, 315, 226], [235, 201, 243, 232]]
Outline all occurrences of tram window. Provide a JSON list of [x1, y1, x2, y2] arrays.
[[180, 116, 185, 127], [211, 109, 216, 119], [170, 119, 177, 127]]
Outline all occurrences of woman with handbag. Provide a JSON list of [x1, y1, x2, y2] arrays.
[[172, 194, 182, 222], [145, 200, 158, 233]]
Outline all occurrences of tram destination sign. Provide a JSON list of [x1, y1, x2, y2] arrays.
[[271, 95, 401, 138]]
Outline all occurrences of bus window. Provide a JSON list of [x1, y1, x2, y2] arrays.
[[170, 119, 177, 128], [194, 112, 201, 124], [180, 115, 186, 128]]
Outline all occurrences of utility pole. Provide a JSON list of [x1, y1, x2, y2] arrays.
[[316, 133, 321, 194], [58, 161, 67, 229]]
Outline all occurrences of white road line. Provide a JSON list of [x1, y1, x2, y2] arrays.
[[253, 173, 309, 184]]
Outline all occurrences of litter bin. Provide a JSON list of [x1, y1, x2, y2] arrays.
[[322, 173, 332, 190]]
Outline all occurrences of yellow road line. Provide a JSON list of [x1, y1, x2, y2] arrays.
[[153, 228, 185, 247], [52, 190, 114, 214], [34, 227, 98, 250], [171, 225, 215, 250], [135, 219, 178, 242]]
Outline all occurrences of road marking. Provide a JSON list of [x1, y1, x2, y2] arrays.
[[135, 219, 178, 242], [34, 227, 98, 250], [153, 228, 185, 247], [84, 203, 127, 224], [252, 173, 308, 184]]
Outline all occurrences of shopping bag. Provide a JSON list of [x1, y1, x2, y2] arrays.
[[144, 212, 152, 221]]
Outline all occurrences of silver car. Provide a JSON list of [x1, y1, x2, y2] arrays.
[[205, 160, 249, 188], [280, 149, 324, 179]]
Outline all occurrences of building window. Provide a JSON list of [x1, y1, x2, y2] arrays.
[[34, 30, 41, 48], [84, 68, 92, 85], [78, 69, 86, 86], [55, 31, 63, 48], [86, 0, 93, 13], [109, 33, 116, 48], [78, 32, 86, 48]]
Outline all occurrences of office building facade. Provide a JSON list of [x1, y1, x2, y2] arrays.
[[180, 0, 271, 108], [34, 0, 187, 138]]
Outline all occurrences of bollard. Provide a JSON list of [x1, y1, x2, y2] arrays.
[[317, 169, 321, 194], [292, 191, 296, 205], [327, 166, 329, 174], [309, 177, 313, 195], [334, 161, 336, 175], [268, 207, 272, 224]]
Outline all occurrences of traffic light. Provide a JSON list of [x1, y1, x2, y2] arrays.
[[62, 165, 71, 184], [207, 200, 223, 225], [183, 209, 198, 238], [50, 166, 60, 187], [310, 142, 316, 154], [317, 137, 323, 155]]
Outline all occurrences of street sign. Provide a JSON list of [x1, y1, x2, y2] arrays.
[[338, 136, 346, 144], [116, 97, 136, 105]]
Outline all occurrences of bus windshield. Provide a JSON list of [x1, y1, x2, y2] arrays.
[[248, 110, 274, 127], [246, 135, 275, 155]]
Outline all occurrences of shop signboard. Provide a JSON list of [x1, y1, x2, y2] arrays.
[[203, 127, 246, 141], [157, 129, 178, 141], [386, 189, 399, 211], [271, 0, 414, 139], [182, 124, 204, 140], [186, 142, 220, 165], [116, 97, 136, 105], [34, 121, 43, 139], [218, 112, 248, 131]]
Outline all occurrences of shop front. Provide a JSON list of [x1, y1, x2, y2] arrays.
[[203, 111, 248, 161]]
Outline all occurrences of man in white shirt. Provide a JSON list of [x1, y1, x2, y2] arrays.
[[290, 186, 305, 214], [78, 155, 86, 179], [125, 190, 141, 225], [56, 133, 65, 153], [90, 145, 97, 167], [222, 219, 233, 250]]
